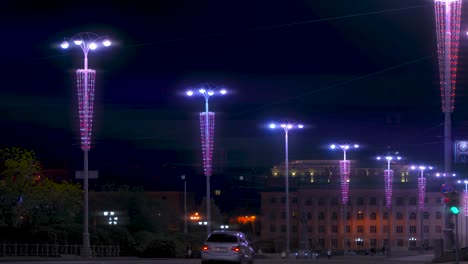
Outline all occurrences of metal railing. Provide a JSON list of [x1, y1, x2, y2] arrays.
[[0, 243, 119, 257]]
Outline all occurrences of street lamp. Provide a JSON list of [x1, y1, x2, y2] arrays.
[[457, 180, 468, 248], [411, 165, 433, 249], [330, 143, 359, 253], [186, 84, 227, 235], [457, 180, 468, 217], [181, 175, 188, 235], [376, 153, 402, 257], [269, 122, 304, 255], [60, 32, 111, 258]]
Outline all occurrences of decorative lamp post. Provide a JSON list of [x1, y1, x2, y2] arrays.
[[181, 175, 188, 235], [458, 180, 468, 217], [186, 84, 227, 235], [376, 153, 402, 257], [411, 165, 433, 248], [330, 143, 359, 253], [434, 0, 462, 173], [269, 122, 304, 255], [457, 180, 468, 247], [60, 32, 111, 258]]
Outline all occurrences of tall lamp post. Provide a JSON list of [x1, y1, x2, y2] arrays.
[[181, 175, 188, 235], [186, 85, 227, 235], [60, 33, 111, 258], [434, 0, 462, 173], [376, 154, 402, 257], [269, 122, 304, 255], [457, 180, 468, 247], [330, 143, 359, 254], [411, 165, 433, 249]]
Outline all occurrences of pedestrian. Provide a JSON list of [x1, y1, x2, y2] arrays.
[[327, 249, 332, 259], [186, 245, 192, 258]]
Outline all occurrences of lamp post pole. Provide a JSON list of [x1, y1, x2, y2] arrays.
[[182, 175, 188, 235], [376, 154, 401, 257], [186, 85, 227, 235], [457, 180, 468, 248], [331, 143, 359, 254], [269, 122, 303, 255], [411, 165, 433, 249], [60, 33, 111, 258]]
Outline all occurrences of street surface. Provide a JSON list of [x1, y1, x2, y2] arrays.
[[0, 254, 443, 264]]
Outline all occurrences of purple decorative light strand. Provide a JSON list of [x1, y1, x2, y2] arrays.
[[200, 112, 215, 176], [76, 69, 96, 151], [464, 190, 468, 216], [384, 169, 393, 208], [434, 0, 462, 113], [418, 177, 426, 210], [339, 160, 350, 205]]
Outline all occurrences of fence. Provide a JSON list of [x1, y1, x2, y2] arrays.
[[0, 244, 120, 257]]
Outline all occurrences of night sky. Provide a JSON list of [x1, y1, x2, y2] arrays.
[[2, 0, 468, 187]]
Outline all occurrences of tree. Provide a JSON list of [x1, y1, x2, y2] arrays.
[[198, 197, 224, 229], [0, 147, 42, 227], [0, 147, 82, 231]]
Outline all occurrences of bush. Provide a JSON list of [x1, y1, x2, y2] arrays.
[[139, 239, 176, 258]]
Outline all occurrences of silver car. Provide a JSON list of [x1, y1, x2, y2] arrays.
[[201, 230, 254, 264]]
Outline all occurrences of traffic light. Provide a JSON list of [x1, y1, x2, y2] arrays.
[[448, 191, 460, 215]]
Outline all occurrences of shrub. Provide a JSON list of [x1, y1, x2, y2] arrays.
[[139, 239, 176, 258]]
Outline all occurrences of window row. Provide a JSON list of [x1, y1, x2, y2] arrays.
[[269, 211, 442, 221], [269, 196, 440, 206], [268, 225, 443, 234]]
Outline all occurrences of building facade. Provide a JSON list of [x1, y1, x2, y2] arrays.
[[259, 160, 448, 252]]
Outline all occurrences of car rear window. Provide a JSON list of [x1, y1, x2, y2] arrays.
[[207, 234, 238, 242]]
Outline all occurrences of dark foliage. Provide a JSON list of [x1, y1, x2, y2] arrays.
[[139, 239, 176, 258]]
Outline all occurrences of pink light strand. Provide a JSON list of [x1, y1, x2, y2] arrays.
[[76, 69, 96, 151], [463, 190, 468, 216], [384, 169, 393, 208], [434, 0, 462, 112], [339, 160, 350, 205], [418, 177, 426, 210], [200, 112, 215, 176]]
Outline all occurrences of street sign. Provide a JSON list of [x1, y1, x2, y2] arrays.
[[75, 170, 99, 179], [441, 184, 454, 195]]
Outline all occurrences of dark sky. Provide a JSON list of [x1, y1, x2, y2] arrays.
[[1, 0, 468, 182]]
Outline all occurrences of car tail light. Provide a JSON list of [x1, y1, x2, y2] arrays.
[[202, 245, 209, 251], [232, 246, 241, 252]]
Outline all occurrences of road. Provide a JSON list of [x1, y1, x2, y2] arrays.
[[0, 254, 440, 264]]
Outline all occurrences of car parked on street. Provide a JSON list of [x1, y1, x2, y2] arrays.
[[201, 230, 255, 264]]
